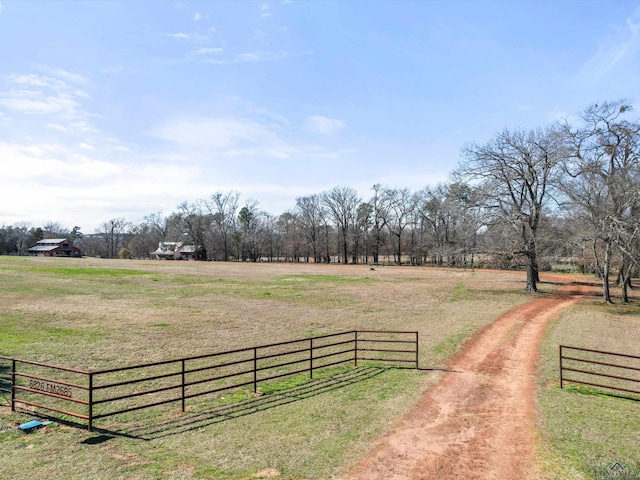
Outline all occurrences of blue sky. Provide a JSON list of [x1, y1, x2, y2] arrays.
[[1, 1, 639, 232]]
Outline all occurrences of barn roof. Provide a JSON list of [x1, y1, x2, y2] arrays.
[[28, 245, 60, 252]]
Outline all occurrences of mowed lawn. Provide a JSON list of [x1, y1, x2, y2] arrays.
[[6, 257, 638, 479]]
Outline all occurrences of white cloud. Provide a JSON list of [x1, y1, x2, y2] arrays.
[[147, 114, 346, 163], [304, 115, 345, 135], [50, 68, 87, 84], [0, 140, 211, 230], [0, 90, 77, 115], [47, 123, 69, 132], [100, 65, 124, 75], [166, 32, 209, 42], [167, 32, 190, 40], [0, 73, 89, 119], [192, 47, 223, 56], [579, 6, 640, 82], [206, 50, 287, 64], [79, 142, 95, 150], [0, 2, 4, 13], [149, 116, 287, 154], [0, 142, 120, 182], [193, 12, 207, 21]]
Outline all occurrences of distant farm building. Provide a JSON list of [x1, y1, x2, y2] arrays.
[[151, 242, 198, 260], [28, 239, 82, 257]]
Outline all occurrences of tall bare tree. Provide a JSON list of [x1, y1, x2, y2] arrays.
[[177, 201, 209, 260], [98, 218, 129, 259], [380, 187, 416, 265], [560, 101, 640, 302], [321, 186, 361, 264], [458, 127, 562, 291], [369, 184, 388, 264], [206, 192, 240, 261], [295, 194, 325, 263]]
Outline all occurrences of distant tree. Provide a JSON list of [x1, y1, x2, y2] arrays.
[[0, 225, 18, 255], [13, 222, 31, 255], [355, 202, 373, 264], [68, 226, 83, 241], [278, 212, 302, 262], [369, 184, 389, 264], [322, 186, 361, 264], [26, 227, 44, 252], [127, 223, 158, 258], [177, 201, 209, 260], [76, 234, 106, 258], [260, 213, 282, 262], [295, 194, 325, 263], [380, 187, 416, 265], [205, 192, 239, 261], [98, 218, 129, 259], [42, 221, 69, 239], [237, 200, 263, 261]]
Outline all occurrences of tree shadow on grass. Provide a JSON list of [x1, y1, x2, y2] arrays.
[[85, 366, 389, 442]]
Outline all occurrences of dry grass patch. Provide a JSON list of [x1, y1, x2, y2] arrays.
[[1, 257, 536, 479]]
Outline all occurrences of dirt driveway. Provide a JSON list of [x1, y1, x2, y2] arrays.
[[345, 281, 588, 480]]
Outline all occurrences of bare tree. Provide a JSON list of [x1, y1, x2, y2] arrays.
[[380, 187, 416, 265], [295, 194, 325, 263], [355, 202, 373, 264], [560, 101, 640, 302], [177, 201, 209, 260], [206, 192, 240, 261], [12, 222, 31, 255], [237, 200, 263, 261], [369, 184, 388, 264], [98, 218, 129, 259], [42, 221, 69, 239], [458, 127, 562, 291], [321, 186, 361, 264]]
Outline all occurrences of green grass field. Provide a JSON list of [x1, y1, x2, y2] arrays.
[[1, 256, 639, 479], [537, 297, 640, 479]]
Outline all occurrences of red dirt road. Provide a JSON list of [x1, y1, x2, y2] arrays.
[[345, 283, 587, 480]]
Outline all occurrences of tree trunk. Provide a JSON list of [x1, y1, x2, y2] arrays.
[[602, 238, 613, 303], [525, 241, 538, 292], [525, 257, 538, 292]]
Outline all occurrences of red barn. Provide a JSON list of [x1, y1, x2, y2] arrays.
[[28, 239, 82, 257]]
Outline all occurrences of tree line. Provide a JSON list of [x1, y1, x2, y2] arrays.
[[1, 101, 639, 303]]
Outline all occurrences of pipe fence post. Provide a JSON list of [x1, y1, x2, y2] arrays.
[[88, 372, 93, 431], [253, 347, 258, 394], [354, 331, 358, 367], [559, 345, 563, 389], [415, 331, 419, 369], [10, 358, 15, 412], [181, 360, 186, 413], [310, 338, 314, 380]]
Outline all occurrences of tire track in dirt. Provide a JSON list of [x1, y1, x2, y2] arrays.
[[345, 283, 587, 480]]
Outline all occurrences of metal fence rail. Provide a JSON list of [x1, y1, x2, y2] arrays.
[[355, 330, 419, 366], [2, 330, 418, 431], [559, 345, 640, 397], [0, 355, 90, 421], [0, 356, 12, 406]]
